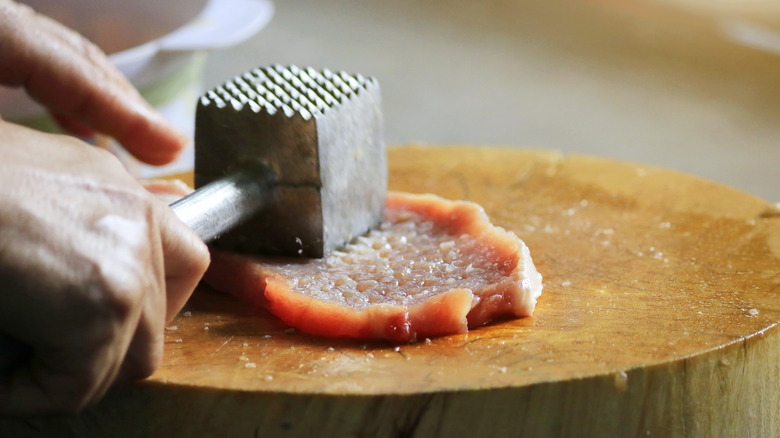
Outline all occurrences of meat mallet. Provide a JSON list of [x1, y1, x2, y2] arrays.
[[171, 64, 387, 258]]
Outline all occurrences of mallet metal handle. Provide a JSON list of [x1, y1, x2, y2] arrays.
[[169, 163, 276, 242]]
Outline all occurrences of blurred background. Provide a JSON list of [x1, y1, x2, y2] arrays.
[[203, 0, 779, 202], [2, 0, 778, 202]]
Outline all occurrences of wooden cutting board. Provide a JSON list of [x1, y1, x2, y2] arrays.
[[3, 145, 779, 437]]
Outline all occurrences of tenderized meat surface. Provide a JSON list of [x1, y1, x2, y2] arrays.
[[203, 191, 543, 343]]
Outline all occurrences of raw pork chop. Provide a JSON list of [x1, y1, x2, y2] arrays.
[[202, 191, 543, 343]]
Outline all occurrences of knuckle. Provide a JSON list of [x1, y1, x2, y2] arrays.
[[91, 261, 146, 322], [67, 192, 161, 327], [65, 254, 147, 332]]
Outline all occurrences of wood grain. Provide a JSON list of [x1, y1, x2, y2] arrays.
[[3, 145, 779, 437]]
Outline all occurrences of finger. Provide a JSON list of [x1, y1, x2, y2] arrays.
[[113, 301, 165, 385], [156, 205, 210, 322], [26, 19, 186, 165], [0, 2, 187, 165], [117, 213, 167, 383], [115, 198, 207, 384], [115, 316, 165, 384]]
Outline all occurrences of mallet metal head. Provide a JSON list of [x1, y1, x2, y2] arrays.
[[194, 65, 386, 258]]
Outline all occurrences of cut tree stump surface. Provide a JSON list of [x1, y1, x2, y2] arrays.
[[3, 145, 779, 438]]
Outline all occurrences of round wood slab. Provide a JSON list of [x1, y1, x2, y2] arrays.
[[4, 145, 779, 437]]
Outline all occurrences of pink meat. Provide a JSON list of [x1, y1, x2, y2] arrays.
[[203, 191, 543, 343]]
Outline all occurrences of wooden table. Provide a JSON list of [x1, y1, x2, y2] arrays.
[[3, 145, 779, 437]]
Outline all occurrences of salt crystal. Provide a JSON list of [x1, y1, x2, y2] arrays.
[[245, 362, 256, 368], [239, 355, 249, 361], [561, 281, 572, 287], [166, 325, 178, 331], [204, 326, 209, 331], [748, 308, 760, 317], [439, 241, 455, 250], [182, 311, 192, 317], [264, 375, 274, 381]]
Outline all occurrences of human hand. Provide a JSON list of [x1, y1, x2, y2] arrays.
[[0, 0, 186, 165], [0, 123, 210, 415], [0, 0, 209, 415]]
